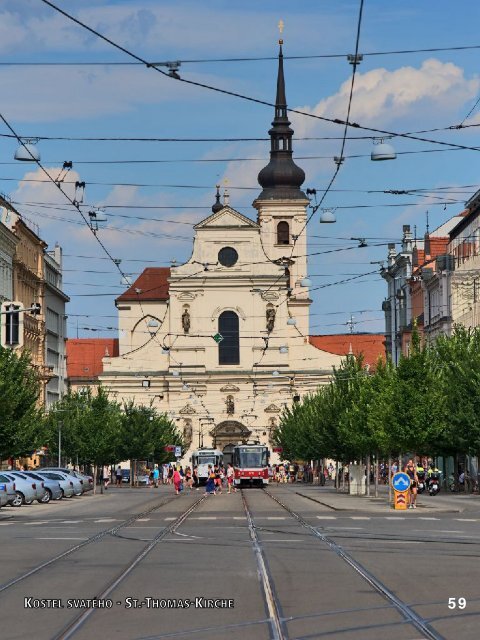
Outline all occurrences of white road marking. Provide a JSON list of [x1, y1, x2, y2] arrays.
[[264, 539, 304, 542], [94, 518, 118, 522], [456, 518, 478, 522], [385, 517, 406, 520], [24, 521, 50, 525], [418, 517, 440, 520], [36, 537, 87, 540], [351, 517, 371, 520], [193, 516, 217, 520], [164, 517, 176, 521], [233, 516, 245, 520], [137, 518, 150, 522], [0, 522, 13, 525], [59, 520, 82, 524], [316, 516, 337, 520], [328, 526, 364, 530], [266, 517, 286, 520], [377, 540, 422, 545]]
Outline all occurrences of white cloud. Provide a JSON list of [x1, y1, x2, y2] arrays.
[[291, 59, 479, 137]]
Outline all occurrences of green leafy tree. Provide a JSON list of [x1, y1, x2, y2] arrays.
[[434, 325, 480, 456], [0, 345, 44, 459]]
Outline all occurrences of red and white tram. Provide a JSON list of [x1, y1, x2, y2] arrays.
[[233, 442, 269, 487]]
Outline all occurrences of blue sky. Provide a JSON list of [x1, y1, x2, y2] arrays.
[[2, 0, 480, 339]]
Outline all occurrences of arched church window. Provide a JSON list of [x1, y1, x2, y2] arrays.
[[277, 221, 290, 245], [218, 310, 240, 365]]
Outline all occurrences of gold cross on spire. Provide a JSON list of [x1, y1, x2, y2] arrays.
[[278, 19, 284, 34]]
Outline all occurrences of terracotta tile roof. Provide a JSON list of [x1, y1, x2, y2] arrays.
[[309, 333, 386, 368], [116, 267, 170, 303], [66, 338, 119, 380]]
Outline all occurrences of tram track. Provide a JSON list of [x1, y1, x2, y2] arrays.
[[54, 494, 206, 640], [0, 493, 188, 594], [263, 487, 446, 640], [241, 489, 286, 640]]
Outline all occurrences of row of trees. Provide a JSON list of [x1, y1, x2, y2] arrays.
[[275, 326, 480, 463], [0, 345, 183, 470]]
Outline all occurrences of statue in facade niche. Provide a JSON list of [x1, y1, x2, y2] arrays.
[[182, 308, 191, 334], [226, 395, 235, 415], [266, 307, 276, 333]]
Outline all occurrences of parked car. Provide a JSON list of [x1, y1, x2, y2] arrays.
[[35, 471, 75, 498], [0, 483, 8, 508], [42, 468, 89, 494], [121, 469, 130, 483], [22, 472, 63, 502], [0, 473, 18, 506], [2, 472, 37, 506], [9, 471, 47, 503]]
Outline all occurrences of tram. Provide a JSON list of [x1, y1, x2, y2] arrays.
[[233, 442, 270, 487], [191, 448, 223, 484]]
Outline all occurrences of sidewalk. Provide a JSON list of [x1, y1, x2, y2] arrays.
[[287, 483, 480, 514]]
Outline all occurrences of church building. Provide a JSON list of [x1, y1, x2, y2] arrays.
[[100, 42, 343, 464]]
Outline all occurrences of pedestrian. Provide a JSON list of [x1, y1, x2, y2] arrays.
[[167, 465, 174, 485], [205, 465, 216, 495], [405, 458, 418, 508], [152, 465, 160, 488], [103, 465, 110, 490], [193, 465, 199, 490], [162, 464, 169, 485], [213, 465, 222, 494], [173, 467, 182, 495], [115, 465, 122, 486], [185, 466, 193, 489], [226, 463, 236, 493]]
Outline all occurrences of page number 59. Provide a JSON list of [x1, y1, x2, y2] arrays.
[[448, 598, 466, 609]]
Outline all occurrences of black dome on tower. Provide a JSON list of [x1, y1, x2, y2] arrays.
[[257, 41, 306, 200]]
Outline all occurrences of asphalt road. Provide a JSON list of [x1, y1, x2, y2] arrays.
[[0, 484, 479, 640]]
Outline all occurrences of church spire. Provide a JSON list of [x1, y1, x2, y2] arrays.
[[257, 40, 306, 201]]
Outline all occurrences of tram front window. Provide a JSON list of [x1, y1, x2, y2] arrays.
[[197, 456, 216, 466], [236, 449, 267, 468]]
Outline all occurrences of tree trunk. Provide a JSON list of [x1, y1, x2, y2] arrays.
[[374, 452, 379, 498], [93, 463, 97, 495], [388, 454, 392, 505], [335, 460, 339, 491], [366, 454, 371, 497]]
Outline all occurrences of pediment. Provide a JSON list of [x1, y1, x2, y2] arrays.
[[220, 384, 240, 393], [194, 206, 259, 230], [264, 403, 281, 414], [179, 404, 196, 415]]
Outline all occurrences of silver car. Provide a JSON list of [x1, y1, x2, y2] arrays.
[[2, 472, 37, 506], [23, 472, 63, 502], [43, 468, 92, 493], [0, 473, 18, 506], [0, 483, 8, 508], [9, 471, 47, 503], [36, 471, 75, 498], [41, 469, 83, 495]]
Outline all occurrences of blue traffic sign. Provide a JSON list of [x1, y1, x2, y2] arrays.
[[174, 446, 182, 458], [392, 472, 411, 493]]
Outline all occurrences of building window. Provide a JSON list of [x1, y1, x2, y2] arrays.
[[218, 311, 240, 365], [218, 247, 238, 267], [277, 221, 290, 245]]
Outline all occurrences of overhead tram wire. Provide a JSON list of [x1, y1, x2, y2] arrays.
[[39, 0, 480, 153], [290, 0, 365, 254], [4, 42, 480, 66]]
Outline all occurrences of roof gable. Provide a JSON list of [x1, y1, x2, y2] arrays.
[[116, 267, 170, 303], [66, 338, 119, 379], [194, 206, 259, 230]]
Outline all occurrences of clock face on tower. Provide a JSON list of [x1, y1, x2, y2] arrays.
[[218, 247, 238, 267]]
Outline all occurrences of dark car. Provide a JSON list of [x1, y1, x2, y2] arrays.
[[121, 469, 130, 483]]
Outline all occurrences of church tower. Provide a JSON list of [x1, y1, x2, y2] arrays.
[[253, 39, 311, 333]]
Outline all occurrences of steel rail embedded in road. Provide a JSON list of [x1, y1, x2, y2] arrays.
[[263, 488, 446, 640], [241, 489, 286, 640], [0, 493, 181, 594], [54, 495, 206, 640]]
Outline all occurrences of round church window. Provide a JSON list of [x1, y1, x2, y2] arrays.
[[218, 247, 238, 267]]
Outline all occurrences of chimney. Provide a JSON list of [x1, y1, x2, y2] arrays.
[[387, 243, 396, 266], [402, 225, 412, 252]]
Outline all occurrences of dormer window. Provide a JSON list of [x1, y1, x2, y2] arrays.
[[277, 221, 290, 245]]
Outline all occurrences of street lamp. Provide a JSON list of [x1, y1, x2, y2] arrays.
[[14, 138, 41, 162], [371, 138, 396, 161]]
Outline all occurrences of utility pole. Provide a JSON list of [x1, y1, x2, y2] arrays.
[[58, 421, 62, 467]]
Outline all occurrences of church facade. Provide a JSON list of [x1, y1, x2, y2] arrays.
[[100, 43, 343, 464]]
